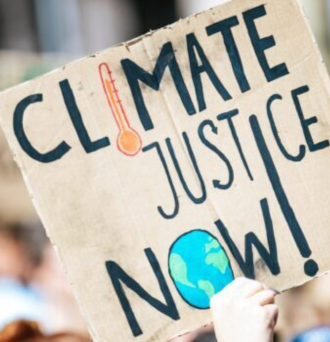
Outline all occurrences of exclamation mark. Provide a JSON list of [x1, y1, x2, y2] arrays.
[[250, 114, 319, 277]]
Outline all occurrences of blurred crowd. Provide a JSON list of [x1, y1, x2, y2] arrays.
[[0, 0, 330, 341], [0, 220, 90, 341]]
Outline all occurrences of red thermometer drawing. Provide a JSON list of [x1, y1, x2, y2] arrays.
[[99, 62, 142, 156]]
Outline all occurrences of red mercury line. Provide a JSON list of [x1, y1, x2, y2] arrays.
[[99, 62, 142, 156]]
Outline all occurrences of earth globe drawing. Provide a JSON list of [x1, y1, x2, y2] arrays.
[[168, 230, 234, 309]]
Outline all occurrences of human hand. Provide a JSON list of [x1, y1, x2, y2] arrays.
[[211, 277, 279, 342]]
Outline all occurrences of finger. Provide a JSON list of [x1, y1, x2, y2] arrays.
[[261, 283, 268, 290], [265, 304, 279, 326], [249, 289, 277, 306], [240, 280, 264, 298], [211, 277, 250, 306], [220, 277, 249, 295]]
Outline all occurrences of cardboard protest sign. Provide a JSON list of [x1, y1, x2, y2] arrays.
[[0, 129, 35, 222], [0, 52, 67, 222], [1, 0, 330, 340]]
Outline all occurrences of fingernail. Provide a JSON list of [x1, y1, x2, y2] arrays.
[[270, 288, 281, 295]]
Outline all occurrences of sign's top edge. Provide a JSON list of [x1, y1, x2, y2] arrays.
[[0, 0, 239, 97]]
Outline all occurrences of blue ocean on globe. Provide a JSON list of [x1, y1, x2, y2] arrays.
[[168, 230, 234, 309]]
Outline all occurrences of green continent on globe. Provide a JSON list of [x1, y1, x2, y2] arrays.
[[169, 230, 234, 309], [205, 239, 219, 253], [198, 280, 215, 299], [205, 249, 229, 274], [169, 253, 195, 288]]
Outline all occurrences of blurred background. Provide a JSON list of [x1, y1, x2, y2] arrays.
[[0, 0, 330, 341]]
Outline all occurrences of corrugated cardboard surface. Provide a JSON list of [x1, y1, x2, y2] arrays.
[[1, 0, 330, 340]]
